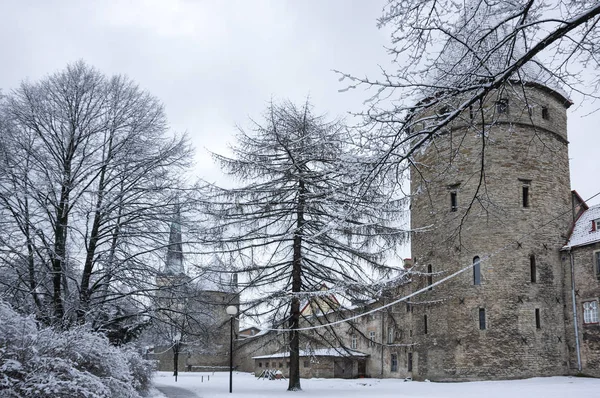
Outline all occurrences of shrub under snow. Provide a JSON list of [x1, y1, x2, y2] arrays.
[[0, 301, 154, 397]]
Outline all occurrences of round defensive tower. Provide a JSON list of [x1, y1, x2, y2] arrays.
[[408, 79, 573, 380]]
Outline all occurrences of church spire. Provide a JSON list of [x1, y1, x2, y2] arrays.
[[164, 204, 184, 274]]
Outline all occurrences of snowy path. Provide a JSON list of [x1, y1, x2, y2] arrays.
[[155, 384, 200, 398], [153, 371, 600, 397]]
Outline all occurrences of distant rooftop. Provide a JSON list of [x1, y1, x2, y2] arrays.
[[563, 204, 600, 249]]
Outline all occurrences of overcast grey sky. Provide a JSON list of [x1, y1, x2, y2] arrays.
[[1, 0, 598, 206]]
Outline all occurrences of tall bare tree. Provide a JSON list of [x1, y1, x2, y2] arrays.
[[201, 100, 407, 390], [337, 0, 600, 189], [0, 61, 193, 329]]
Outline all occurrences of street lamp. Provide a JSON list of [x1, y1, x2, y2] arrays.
[[225, 305, 238, 393], [173, 332, 182, 382]]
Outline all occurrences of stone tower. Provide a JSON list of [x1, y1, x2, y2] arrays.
[[407, 6, 574, 379], [409, 81, 573, 379]]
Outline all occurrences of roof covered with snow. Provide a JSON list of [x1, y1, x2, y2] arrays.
[[252, 348, 368, 360], [563, 204, 600, 249]]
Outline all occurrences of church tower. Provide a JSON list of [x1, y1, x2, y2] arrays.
[[164, 206, 185, 275], [407, 6, 574, 381]]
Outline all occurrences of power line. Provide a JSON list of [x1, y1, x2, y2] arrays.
[[260, 189, 600, 332]]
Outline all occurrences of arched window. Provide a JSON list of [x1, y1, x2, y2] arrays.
[[473, 256, 481, 285]]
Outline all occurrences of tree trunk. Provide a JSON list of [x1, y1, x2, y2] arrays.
[[51, 186, 69, 323], [78, 162, 109, 323], [288, 179, 305, 391]]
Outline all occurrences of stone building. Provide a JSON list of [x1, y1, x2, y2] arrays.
[[562, 200, 600, 376], [252, 348, 367, 379], [406, 79, 574, 380]]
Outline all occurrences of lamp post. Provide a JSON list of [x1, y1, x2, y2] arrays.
[[173, 332, 182, 382], [225, 305, 238, 393]]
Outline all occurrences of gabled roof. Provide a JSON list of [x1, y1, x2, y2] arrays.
[[252, 348, 368, 360], [563, 203, 600, 249]]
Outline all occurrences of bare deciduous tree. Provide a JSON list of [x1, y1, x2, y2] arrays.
[[0, 61, 193, 329], [338, 0, 600, 189]]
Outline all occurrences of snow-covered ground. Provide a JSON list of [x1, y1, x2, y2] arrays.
[[151, 371, 600, 398]]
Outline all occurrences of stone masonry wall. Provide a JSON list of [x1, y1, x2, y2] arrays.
[[409, 84, 572, 381], [563, 241, 600, 377]]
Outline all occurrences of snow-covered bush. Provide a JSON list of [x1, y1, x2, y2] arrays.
[[0, 301, 154, 397]]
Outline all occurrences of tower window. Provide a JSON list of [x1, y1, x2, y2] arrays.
[[530, 255, 537, 283], [535, 308, 541, 329], [427, 264, 433, 290], [351, 334, 357, 349], [496, 98, 509, 114], [479, 308, 486, 330], [424, 315, 428, 335], [391, 353, 398, 372], [450, 191, 458, 212], [583, 301, 599, 324], [388, 327, 394, 344], [521, 182, 530, 208], [473, 256, 481, 285], [407, 352, 413, 372], [438, 106, 451, 117], [541, 106, 549, 120]]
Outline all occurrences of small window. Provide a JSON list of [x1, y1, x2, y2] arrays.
[[496, 98, 509, 114], [303, 360, 309, 367], [535, 308, 541, 329], [259, 362, 262, 368], [409, 329, 413, 337], [406, 302, 411, 313], [391, 353, 398, 372], [479, 308, 486, 330], [438, 106, 451, 117], [469, 105, 474, 120], [473, 256, 481, 285], [424, 315, 428, 335], [541, 106, 549, 120], [583, 301, 599, 324], [595, 252, 600, 277], [591, 219, 598, 232], [522, 185, 530, 208], [450, 191, 458, 212], [407, 352, 413, 372], [279, 362, 283, 368], [369, 331, 376, 347], [427, 264, 433, 290], [351, 334, 357, 349], [530, 255, 536, 283], [388, 327, 394, 344], [266, 362, 269, 368]]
